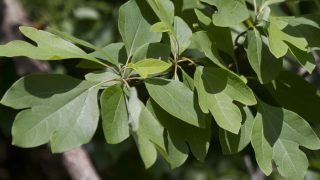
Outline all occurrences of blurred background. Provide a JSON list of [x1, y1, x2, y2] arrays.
[[0, 0, 320, 179]]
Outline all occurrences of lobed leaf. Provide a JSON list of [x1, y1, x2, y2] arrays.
[[0, 26, 98, 62], [200, 0, 249, 27], [147, 99, 211, 168], [1, 74, 100, 152], [194, 66, 256, 134], [267, 17, 309, 58], [251, 101, 320, 179]]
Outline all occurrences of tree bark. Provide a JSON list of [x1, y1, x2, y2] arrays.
[[62, 147, 101, 180]]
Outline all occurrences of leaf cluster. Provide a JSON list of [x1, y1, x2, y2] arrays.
[[1, 0, 320, 179]]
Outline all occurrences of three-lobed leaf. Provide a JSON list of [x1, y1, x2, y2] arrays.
[[1, 74, 100, 153], [251, 100, 320, 179], [200, 0, 249, 27], [0, 27, 98, 62], [267, 17, 310, 60], [194, 66, 256, 134]]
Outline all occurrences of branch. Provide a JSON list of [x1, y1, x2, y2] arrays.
[[243, 155, 267, 180], [62, 147, 101, 180]]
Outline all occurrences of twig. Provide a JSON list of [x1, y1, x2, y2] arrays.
[[234, 30, 248, 47]]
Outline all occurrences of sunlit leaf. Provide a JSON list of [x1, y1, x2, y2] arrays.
[[128, 59, 171, 78], [0, 27, 98, 62], [200, 0, 249, 27], [119, 0, 162, 57]]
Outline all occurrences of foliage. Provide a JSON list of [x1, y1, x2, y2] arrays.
[[1, 0, 320, 179]]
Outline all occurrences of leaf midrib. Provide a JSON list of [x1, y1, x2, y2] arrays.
[[20, 86, 96, 138]]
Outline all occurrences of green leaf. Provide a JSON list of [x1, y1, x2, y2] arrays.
[[181, 0, 201, 10], [1, 74, 100, 152], [272, 16, 320, 29], [128, 89, 166, 168], [266, 71, 320, 123], [119, 0, 162, 57], [146, 0, 175, 26], [128, 59, 171, 78], [150, 22, 171, 32], [194, 67, 256, 134], [204, 67, 256, 105], [245, 29, 282, 83], [171, 16, 192, 55], [0, 26, 98, 62], [85, 70, 120, 83], [219, 106, 254, 154], [182, 70, 194, 91], [290, 15, 320, 49], [190, 31, 224, 67], [145, 78, 206, 127], [251, 101, 320, 179], [195, 9, 236, 60], [48, 27, 115, 63], [48, 27, 102, 50], [90, 43, 127, 65], [132, 43, 171, 63], [267, 17, 308, 58], [272, 140, 308, 180], [194, 9, 211, 26], [127, 87, 142, 131], [147, 99, 211, 168], [194, 66, 209, 114], [288, 43, 316, 73], [100, 85, 130, 144], [250, 110, 273, 175], [200, 0, 249, 27]]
